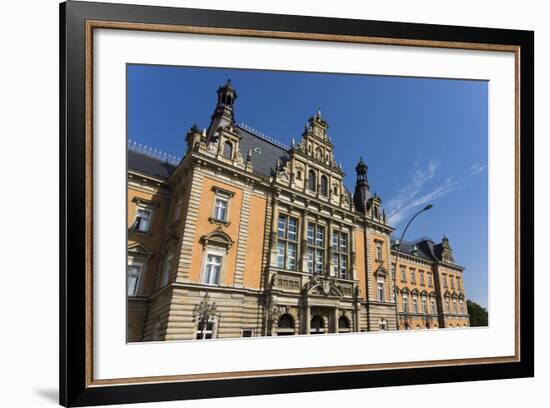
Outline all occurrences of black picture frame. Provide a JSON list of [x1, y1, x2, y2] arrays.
[[60, 1, 534, 406]]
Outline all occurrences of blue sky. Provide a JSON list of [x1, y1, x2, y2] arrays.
[[127, 64, 489, 308]]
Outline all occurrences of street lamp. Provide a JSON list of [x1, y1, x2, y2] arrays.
[[193, 292, 217, 339], [392, 204, 433, 330]]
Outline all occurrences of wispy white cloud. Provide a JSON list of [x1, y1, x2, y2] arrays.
[[470, 163, 486, 175], [387, 160, 459, 226]]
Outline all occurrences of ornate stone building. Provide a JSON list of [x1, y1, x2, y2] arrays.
[[127, 80, 470, 342]]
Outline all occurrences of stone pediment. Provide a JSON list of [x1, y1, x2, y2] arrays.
[[128, 242, 154, 256]]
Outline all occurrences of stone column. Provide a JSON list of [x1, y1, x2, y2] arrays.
[[333, 308, 339, 333]]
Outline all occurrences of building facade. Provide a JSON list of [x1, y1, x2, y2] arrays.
[[127, 80, 470, 342]]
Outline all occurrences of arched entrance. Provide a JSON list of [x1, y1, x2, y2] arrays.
[[276, 313, 295, 336], [310, 315, 325, 334], [338, 315, 351, 333]]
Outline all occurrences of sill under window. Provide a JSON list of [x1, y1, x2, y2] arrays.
[[209, 217, 230, 226]]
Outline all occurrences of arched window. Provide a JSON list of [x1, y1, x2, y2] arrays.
[[222, 141, 233, 159], [277, 313, 295, 336], [307, 170, 317, 192], [320, 175, 328, 196], [338, 316, 351, 333], [310, 315, 324, 334]]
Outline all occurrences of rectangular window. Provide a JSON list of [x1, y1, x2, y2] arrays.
[[276, 240, 285, 268], [315, 248, 324, 274], [307, 248, 314, 273], [134, 207, 152, 232], [400, 265, 407, 282], [196, 320, 215, 340], [450, 275, 455, 289], [443, 274, 448, 288], [391, 263, 396, 280], [431, 298, 437, 314], [331, 231, 339, 250], [445, 297, 450, 313], [419, 271, 425, 286], [377, 280, 385, 302], [453, 298, 457, 314], [422, 297, 427, 314], [316, 225, 325, 247], [332, 254, 339, 276], [241, 330, 254, 337], [459, 299, 464, 315], [203, 253, 222, 285], [331, 229, 349, 279], [287, 217, 297, 241], [402, 294, 408, 312], [413, 297, 418, 313], [375, 241, 383, 261], [276, 215, 299, 271], [307, 222, 326, 275], [428, 272, 434, 287], [213, 197, 228, 221], [127, 264, 142, 296], [410, 268, 416, 284], [287, 243, 297, 270], [307, 223, 314, 245]]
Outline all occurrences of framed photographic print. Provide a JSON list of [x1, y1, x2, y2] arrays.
[[60, 0, 534, 406]]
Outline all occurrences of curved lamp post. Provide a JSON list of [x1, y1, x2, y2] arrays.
[[392, 204, 433, 330]]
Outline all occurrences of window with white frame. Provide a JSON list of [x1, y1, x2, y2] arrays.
[[133, 207, 152, 232], [127, 262, 143, 296], [202, 251, 223, 285], [413, 295, 419, 313], [307, 222, 325, 274], [276, 214, 299, 271], [428, 272, 434, 287], [400, 265, 407, 282], [196, 319, 216, 340], [331, 229, 349, 279], [445, 296, 451, 313], [410, 268, 416, 284], [161, 253, 173, 287], [402, 293, 408, 313], [443, 273, 448, 288], [377, 277, 385, 302], [213, 196, 228, 222], [375, 241, 383, 262], [419, 271, 425, 286]]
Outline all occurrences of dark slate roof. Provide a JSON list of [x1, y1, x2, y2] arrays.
[[237, 124, 289, 178], [390, 237, 437, 261], [128, 150, 177, 180]]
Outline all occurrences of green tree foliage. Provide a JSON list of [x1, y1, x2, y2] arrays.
[[467, 300, 488, 326]]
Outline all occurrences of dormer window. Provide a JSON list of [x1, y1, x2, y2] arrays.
[[222, 141, 233, 159]]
